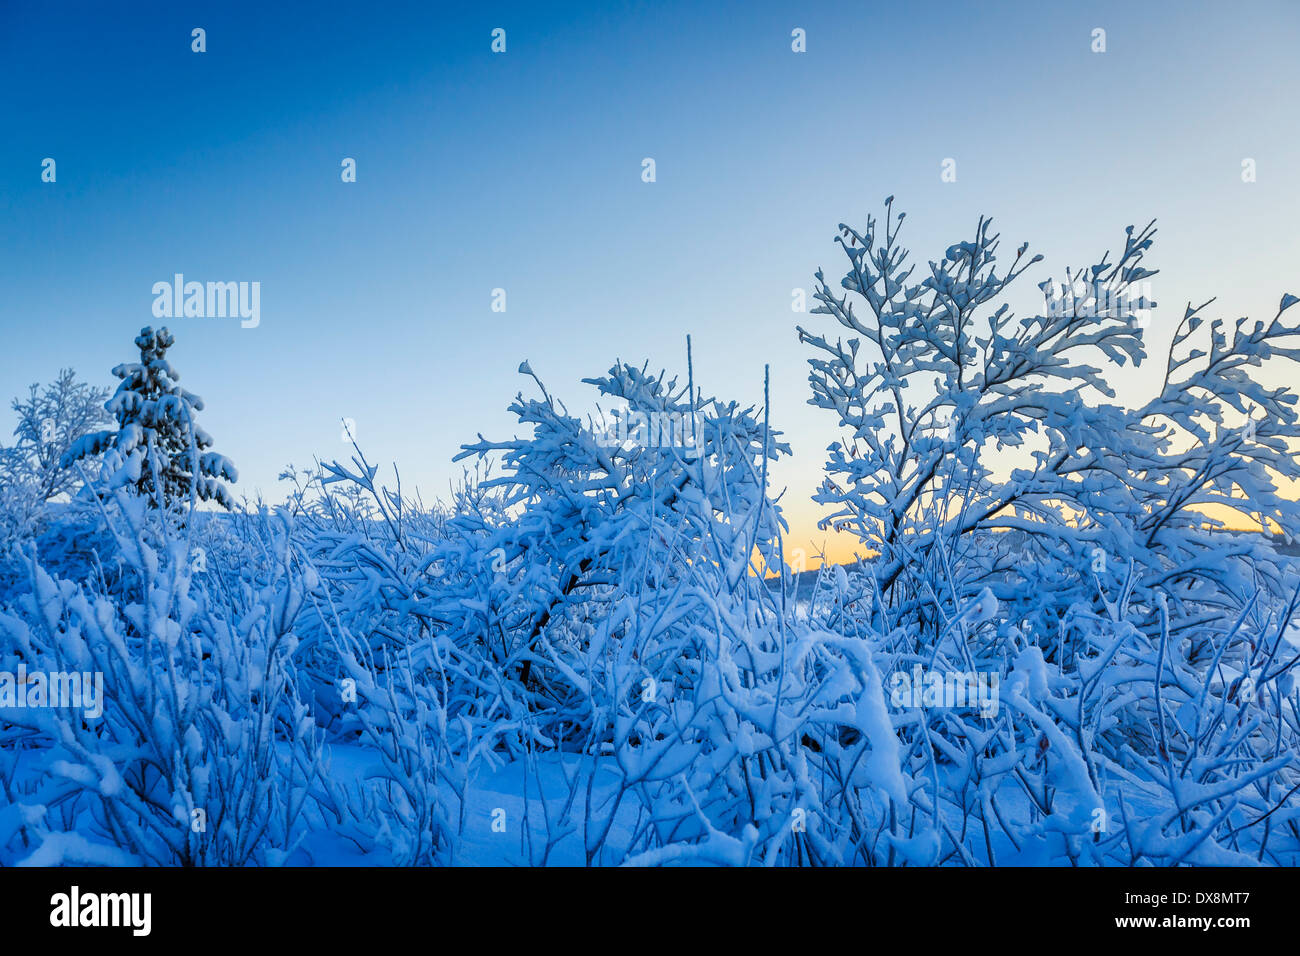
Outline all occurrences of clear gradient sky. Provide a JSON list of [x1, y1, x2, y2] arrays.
[[2, 0, 1298, 565]]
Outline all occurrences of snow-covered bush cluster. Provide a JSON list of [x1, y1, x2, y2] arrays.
[[798, 200, 1300, 864], [3, 206, 1299, 865]]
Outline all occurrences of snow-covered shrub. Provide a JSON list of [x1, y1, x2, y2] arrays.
[[403, 357, 933, 864], [274, 453, 488, 863], [0, 473, 41, 564], [0, 479, 323, 865], [439, 357, 789, 734], [798, 199, 1300, 864], [270, 357, 909, 864]]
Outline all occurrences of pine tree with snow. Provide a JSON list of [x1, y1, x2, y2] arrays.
[[64, 326, 237, 509]]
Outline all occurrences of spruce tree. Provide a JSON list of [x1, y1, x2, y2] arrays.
[[64, 326, 237, 509]]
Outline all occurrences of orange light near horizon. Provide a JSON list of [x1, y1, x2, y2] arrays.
[[766, 485, 1293, 576]]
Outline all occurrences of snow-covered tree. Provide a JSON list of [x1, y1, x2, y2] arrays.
[[2, 369, 111, 503], [64, 326, 237, 510], [801, 198, 1300, 632], [798, 198, 1300, 865], [0, 370, 111, 549]]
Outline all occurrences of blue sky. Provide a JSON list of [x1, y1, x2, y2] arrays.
[[3, 0, 1298, 562]]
